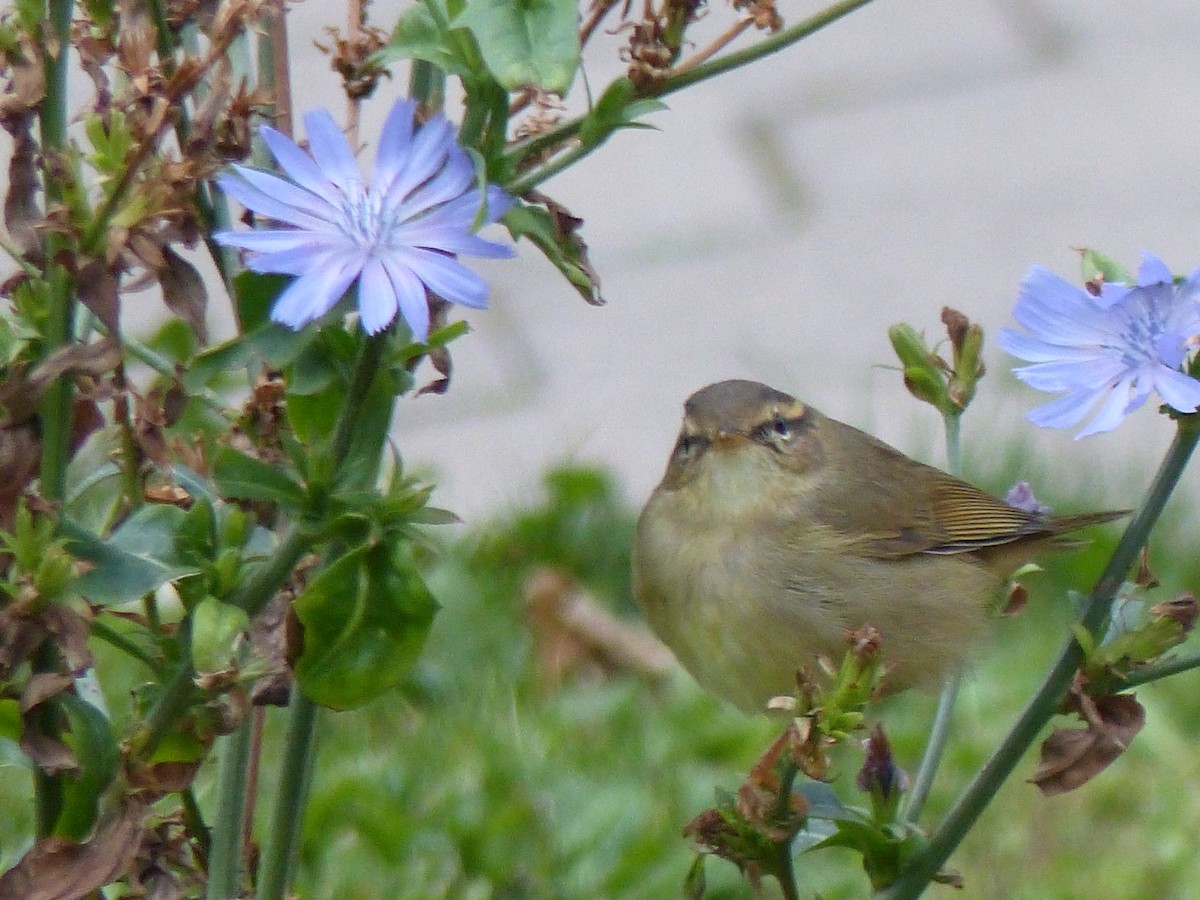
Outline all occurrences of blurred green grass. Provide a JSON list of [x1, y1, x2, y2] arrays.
[[284, 464, 1200, 899], [2, 463, 1199, 898]]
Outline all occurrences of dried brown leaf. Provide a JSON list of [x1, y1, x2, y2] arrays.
[[1032, 682, 1145, 796], [19, 730, 77, 775], [1152, 593, 1198, 633], [73, 258, 121, 334], [20, 672, 75, 712], [4, 111, 41, 258], [156, 246, 209, 344], [1, 339, 123, 424], [524, 567, 675, 687], [0, 799, 147, 900]]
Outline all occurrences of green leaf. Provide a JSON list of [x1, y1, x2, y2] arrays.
[[1080, 248, 1130, 285], [54, 694, 119, 841], [293, 545, 438, 710], [184, 318, 316, 392], [191, 596, 250, 675], [233, 270, 288, 333], [455, 0, 580, 94], [212, 444, 307, 509], [375, 3, 474, 77], [67, 508, 200, 605], [503, 203, 601, 304], [579, 78, 666, 148]]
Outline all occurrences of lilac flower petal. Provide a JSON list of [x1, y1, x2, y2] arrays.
[[1137, 251, 1172, 287], [303, 108, 361, 190], [228, 164, 341, 221], [404, 248, 489, 308], [1153, 367, 1200, 413], [387, 116, 454, 202], [399, 152, 475, 219], [404, 225, 515, 259], [1094, 281, 1131, 310], [1026, 391, 1099, 430], [1074, 378, 1136, 438], [997, 329, 1103, 363], [213, 230, 337, 254], [1012, 357, 1127, 393], [270, 252, 362, 328], [381, 258, 431, 341], [357, 257, 400, 334], [216, 172, 335, 232], [371, 100, 417, 190], [260, 126, 338, 199], [245, 244, 344, 276]]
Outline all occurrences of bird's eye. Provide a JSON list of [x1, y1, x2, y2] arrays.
[[674, 432, 704, 460], [771, 414, 791, 439]]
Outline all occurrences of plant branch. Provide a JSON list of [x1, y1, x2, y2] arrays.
[[880, 416, 1200, 898], [254, 693, 320, 900]]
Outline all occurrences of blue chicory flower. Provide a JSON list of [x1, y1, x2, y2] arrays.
[[215, 100, 514, 339], [998, 252, 1200, 438]]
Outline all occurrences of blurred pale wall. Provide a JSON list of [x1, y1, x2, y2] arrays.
[[10, 0, 1200, 523]]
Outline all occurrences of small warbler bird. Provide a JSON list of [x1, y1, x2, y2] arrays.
[[633, 379, 1123, 712]]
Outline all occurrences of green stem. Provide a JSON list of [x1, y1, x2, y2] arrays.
[[32, 0, 77, 840], [902, 412, 964, 823], [90, 618, 165, 677], [880, 417, 1200, 899], [129, 620, 197, 761], [182, 787, 211, 863], [506, 0, 879, 192], [254, 693, 320, 900], [771, 762, 802, 900], [208, 720, 254, 899], [1118, 648, 1200, 688]]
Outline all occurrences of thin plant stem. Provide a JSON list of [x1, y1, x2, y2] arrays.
[[881, 416, 1200, 899], [1119, 648, 1200, 688], [903, 411, 964, 822], [90, 618, 165, 677], [181, 787, 211, 864], [254, 693, 320, 900], [507, 0, 879, 193], [208, 720, 255, 898]]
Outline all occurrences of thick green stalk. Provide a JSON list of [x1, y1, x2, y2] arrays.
[[32, 0, 77, 839], [207, 721, 254, 899], [881, 417, 1200, 899], [254, 693, 319, 900]]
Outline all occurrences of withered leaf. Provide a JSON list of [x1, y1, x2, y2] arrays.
[[157, 246, 209, 344], [1032, 685, 1145, 796], [73, 258, 121, 335], [44, 604, 95, 675], [1, 338, 123, 425], [0, 799, 147, 900], [18, 730, 77, 776], [126, 760, 203, 796], [20, 672, 75, 712], [3, 110, 41, 259], [524, 567, 674, 687]]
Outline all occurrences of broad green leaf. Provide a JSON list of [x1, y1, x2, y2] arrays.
[[293, 545, 438, 710], [374, 3, 474, 77], [54, 694, 119, 841], [455, 0, 580, 94], [285, 381, 345, 448], [212, 444, 307, 509], [67, 508, 200, 605], [184, 318, 316, 392], [191, 596, 250, 675]]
